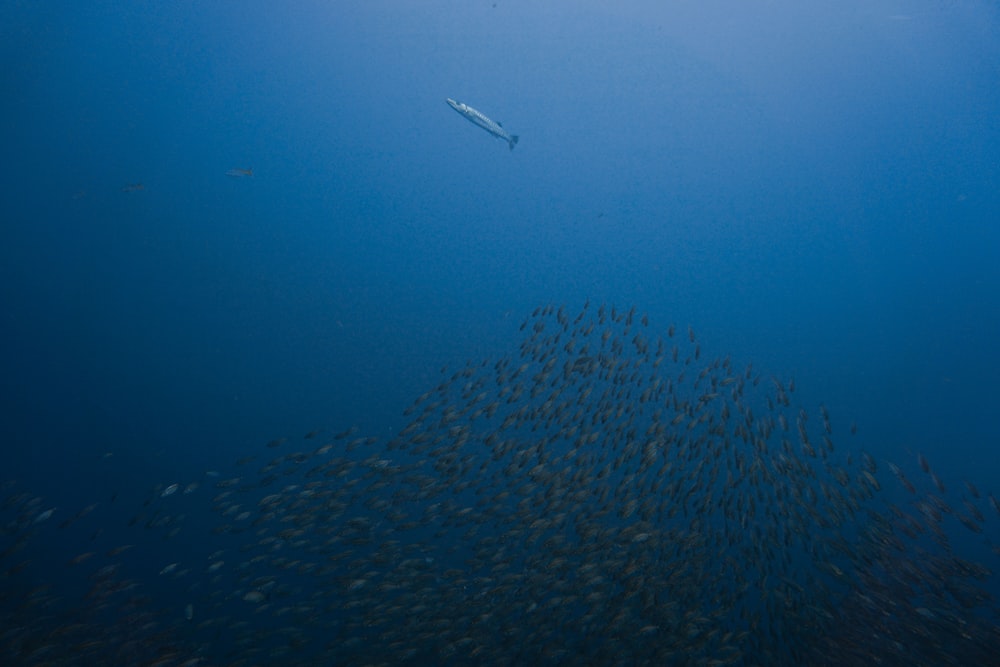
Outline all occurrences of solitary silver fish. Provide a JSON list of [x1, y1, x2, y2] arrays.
[[446, 98, 519, 150]]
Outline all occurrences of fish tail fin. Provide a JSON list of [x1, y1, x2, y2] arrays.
[[509, 135, 519, 151]]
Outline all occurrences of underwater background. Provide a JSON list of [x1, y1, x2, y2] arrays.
[[2, 2, 1000, 665]]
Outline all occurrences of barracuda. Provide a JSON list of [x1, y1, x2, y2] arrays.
[[446, 98, 519, 150]]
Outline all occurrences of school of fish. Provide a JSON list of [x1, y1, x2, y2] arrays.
[[2, 303, 999, 666]]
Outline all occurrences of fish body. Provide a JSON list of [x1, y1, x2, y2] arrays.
[[446, 98, 519, 150]]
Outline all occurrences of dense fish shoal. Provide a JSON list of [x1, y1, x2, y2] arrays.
[[2, 303, 998, 666]]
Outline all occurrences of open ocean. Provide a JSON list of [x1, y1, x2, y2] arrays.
[[2, 2, 1000, 665]]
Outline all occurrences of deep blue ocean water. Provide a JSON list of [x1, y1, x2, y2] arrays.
[[2, 2, 999, 665]]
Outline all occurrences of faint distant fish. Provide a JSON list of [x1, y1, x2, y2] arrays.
[[34, 508, 55, 523], [243, 590, 266, 603], [446, 98, 519, 150], [226, 168, 253, 177], [121, 183, 144, 192]]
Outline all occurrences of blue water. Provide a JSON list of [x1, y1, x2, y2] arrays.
[[2, 1, 999, 663]]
